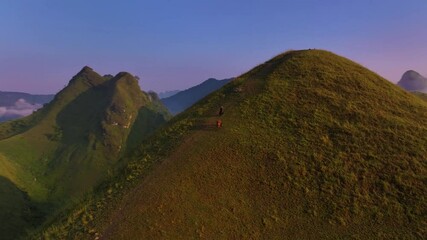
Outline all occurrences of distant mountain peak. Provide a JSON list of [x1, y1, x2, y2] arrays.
[[80, 65, 93, 73], [111, 72, 140, 89], [74, 66, 95, 78], [115, 71, 134, 78], [66, 66, 104, 89], [161, 77, 233, 114], [158, 90, 180, 99], [402, 70, 422, 79], [397, 70, 427, 92]]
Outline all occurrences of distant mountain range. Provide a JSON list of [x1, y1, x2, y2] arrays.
[[397, 70, 427, 93], [158, 90, 180, 99], [2, 52, 427, 239], [0, 91, 54, 122], [0, 66, 170, 239], [161, 78, 233, 114]]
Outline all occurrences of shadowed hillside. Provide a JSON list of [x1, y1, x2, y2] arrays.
[[0, 67, 170, 239], [0, 176, 44, 240], [161, 78, 233, 114], [38, 50, 427, 239]]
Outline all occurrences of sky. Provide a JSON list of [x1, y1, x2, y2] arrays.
[[0, 0, 426, 94]]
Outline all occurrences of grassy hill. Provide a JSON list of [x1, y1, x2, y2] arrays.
[[0, 67, 170, 240], [413, 91, 427, 102], [38, 50, 427, 239]]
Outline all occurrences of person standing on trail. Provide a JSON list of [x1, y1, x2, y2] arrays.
[[216, 106, 224, 128]]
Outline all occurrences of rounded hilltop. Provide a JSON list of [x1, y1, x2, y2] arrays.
[[398, 70, 427, 92]]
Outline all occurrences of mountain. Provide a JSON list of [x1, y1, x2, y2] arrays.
[[0, 66, 170, 240], [37, 50, 427, 239], [158, 90, 180, 99], [0, 91, 53, 106], [161, 78, 233, 114], [0, 91, 54, 122], [397, 70, 427, 93]]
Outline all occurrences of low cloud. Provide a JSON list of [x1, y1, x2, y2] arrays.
[[0, 99, 42, 118]]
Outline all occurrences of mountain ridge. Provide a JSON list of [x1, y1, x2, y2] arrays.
[[0, 66, 170, 240], [37, 50, 427, 239], [158, 90, 180, 99], [161, 77, 233, 114]]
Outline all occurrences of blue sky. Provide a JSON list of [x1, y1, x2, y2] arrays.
[[1, 0, 426, 93]]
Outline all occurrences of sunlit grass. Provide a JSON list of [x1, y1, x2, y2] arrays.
[[36, 50, 427, 239]]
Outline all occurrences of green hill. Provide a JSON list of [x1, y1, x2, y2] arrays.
[[38, 50, 427, 239], [0, 67, 170, 240], [413, 91, 427, 102]]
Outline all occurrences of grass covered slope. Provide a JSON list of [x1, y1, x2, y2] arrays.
[[413, 91, 427, 102], [0, 67, 107, 204], [0, 176, 44, 239], [0, 67, 170, 239], [40, 50, 427, 239]]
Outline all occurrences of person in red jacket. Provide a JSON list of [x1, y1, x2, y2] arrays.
[[216, 119, 222, 128]]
